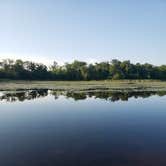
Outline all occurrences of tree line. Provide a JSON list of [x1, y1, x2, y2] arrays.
[[0, 59, 166, 80]]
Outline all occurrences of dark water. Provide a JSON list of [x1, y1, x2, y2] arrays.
[[0, 90, 166, 166]]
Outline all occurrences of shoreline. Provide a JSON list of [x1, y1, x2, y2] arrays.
[[0, 80, 166, 92]]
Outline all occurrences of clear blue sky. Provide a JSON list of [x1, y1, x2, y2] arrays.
[[0, 0, 166, 65]]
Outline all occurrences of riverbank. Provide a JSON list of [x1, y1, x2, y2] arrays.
[[0, 80, 166, 92]]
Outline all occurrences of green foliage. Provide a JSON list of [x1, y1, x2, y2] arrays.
[[0, 59, 165, 80]]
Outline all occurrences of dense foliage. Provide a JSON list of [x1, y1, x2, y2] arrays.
[[0, 59, 166, 80]]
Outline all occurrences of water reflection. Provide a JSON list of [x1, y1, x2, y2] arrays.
[[1, 89, 166, 166], [0, 90, 48, 102], [1, 89, 166, 102], [65, 91, 166, 101]]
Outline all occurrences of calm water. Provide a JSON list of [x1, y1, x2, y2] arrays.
[[0, 90, 166, 166]]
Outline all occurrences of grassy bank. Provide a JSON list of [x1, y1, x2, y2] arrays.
[[0, 80, 166, 92]]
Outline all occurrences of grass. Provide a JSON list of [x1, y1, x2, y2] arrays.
[[0, 80, 166, 92]]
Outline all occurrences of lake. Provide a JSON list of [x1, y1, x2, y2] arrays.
[[0, 90, 166, 166]]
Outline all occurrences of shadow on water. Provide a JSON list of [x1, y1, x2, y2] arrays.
[[1, 89, 166, 102]]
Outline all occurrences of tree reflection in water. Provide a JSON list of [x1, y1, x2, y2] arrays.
[[0, 89, 48, 102], [1, 90, 166, 102], [63, 91, 166, 101]]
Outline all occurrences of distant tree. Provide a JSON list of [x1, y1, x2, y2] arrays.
[[0, 58, 165, 80]]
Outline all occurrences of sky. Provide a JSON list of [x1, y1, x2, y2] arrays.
[[0, 0, 166, 65]]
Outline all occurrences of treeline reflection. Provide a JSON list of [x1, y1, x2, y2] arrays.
[[61, 91, 166, 101], [1, 90, 166, 102], [0, 90, 48, 102]]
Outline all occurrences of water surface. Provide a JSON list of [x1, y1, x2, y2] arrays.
[[0, 90, 166, 166]]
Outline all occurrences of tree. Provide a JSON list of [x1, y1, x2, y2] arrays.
[[0, 58, 165, 81]]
